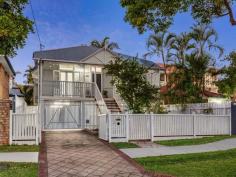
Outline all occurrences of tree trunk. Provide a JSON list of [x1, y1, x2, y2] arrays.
[[161, 50, 168, 84]]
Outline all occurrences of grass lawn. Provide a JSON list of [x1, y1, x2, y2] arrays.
[[135, 148, 236, 177], [111, 142, 139, 149], [155, 135, 236, 146], [0, 145, 39, 152], [0, 163, 38, 177]]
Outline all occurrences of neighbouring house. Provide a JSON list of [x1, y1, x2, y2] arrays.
[[9, 85, 27, 113], [0, 55, 15, 145], [32, 45, 162, 130], [157, 63, 222, 102]]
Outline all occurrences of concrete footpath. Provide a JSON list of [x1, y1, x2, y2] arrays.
[[121, 138, 236, 158], [0, 152, 38, 162]]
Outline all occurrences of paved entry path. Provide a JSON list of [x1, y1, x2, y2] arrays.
[[122, 138, 236, 158], [45, 131, 148, 177]]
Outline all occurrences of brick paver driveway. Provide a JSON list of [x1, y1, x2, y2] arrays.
[[45, 131, 149, 177]]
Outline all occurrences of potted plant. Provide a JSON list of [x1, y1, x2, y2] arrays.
[[102, 90, 108, 98]]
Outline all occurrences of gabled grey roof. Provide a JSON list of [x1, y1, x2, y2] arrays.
[[33, 45, 100, 62], [32, 45, 159, 69]]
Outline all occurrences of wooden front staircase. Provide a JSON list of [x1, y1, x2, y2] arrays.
[[104, 98, 121, 113]]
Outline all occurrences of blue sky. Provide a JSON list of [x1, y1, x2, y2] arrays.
[[11, 0, 236, 83]]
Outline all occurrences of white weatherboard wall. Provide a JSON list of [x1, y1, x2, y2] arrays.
[[98, 113, 232, 142]]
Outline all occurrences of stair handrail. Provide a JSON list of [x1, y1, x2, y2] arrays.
[[93, 83, 109, 114], [112, 86, 128, 113]]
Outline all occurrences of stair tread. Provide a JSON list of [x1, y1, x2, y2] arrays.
[[104, 98, 121, 113]]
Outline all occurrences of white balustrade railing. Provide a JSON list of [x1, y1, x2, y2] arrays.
[[42, 80, 94, 97], [112, 87, 128, 112]]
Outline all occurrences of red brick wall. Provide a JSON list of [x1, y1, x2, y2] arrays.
[[0, 99, 10, 145]]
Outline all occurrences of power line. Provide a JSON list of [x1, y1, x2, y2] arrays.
[[29, 0, 44, 51]]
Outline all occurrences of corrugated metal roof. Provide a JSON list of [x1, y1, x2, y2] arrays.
[[33, 45, 100, 61], [32, 45, 159, 68]]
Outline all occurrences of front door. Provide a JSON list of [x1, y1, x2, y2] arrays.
[[96, 74, 102, 91], [60, 72, 73, 96], [92, 72, 102, 91]]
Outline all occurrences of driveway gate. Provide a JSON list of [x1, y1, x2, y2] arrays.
[[43, 101, 97, 129]]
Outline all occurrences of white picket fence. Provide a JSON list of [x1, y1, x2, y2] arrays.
[[98, 114, 108, 140], [99, 113, 231, 142], [165, 102, 231, 115], [10, 110, 40, 145]]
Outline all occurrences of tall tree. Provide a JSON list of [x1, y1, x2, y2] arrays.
[[24, 65, 34, 84], [167, 53, 211, 104], [90, 37, 119, 50], [0, 0, 33, 57], [19, 65, 34, 105], [145, 31, 175, 77], [164, 25, 221, 104], [189, 24, 224, 92], [216, 51, 236, 99], [168, 33, 194, 64], [120, 0, 236, 33], [18, 84, 34, 105], [104, 57, 158, 113], [190, 24, 224, 58]]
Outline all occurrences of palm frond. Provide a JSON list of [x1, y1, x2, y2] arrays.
[[107, 42, 119, 50]]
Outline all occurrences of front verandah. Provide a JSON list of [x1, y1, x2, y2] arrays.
[[39, 61, 115, 99]]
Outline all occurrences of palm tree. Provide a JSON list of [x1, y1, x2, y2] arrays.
[[190, 24, 224, 92], [20, 65, 34, 105], [168, 32, 195, 65], [18, 84, 34, 105], [190, 24, 224, 58], [24, 65, 34, 84], [145, 31, 176, 77], [90, 37, 119, 50]]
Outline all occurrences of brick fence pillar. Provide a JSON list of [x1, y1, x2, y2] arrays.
[[0, 99, 11, 145]]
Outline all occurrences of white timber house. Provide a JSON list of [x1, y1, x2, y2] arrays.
[[32, 45, 163, 130]]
